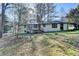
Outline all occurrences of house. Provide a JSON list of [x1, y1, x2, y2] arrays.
[[18, 20, 75, 34], [17, 4, 75, 34], [40, 22, 75, 32], [18, 6, 38, 34]]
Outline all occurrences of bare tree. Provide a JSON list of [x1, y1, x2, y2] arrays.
[[36, 3, 56, 31], [0, 3, 10, 38], [12, 3, 28, 38], [46, 3, 56, 22]]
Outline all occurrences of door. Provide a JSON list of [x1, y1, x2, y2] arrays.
[[60, 23, 63, 31]]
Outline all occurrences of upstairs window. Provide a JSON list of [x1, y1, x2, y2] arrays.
[[52, 23, 57, 28]]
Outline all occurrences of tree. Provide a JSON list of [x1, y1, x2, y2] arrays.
[[36, 3, 44, 31], [0, 3, 10, 38], [12, 3, 28, 38], [46, 3, 56, 22], [67, 5, 79, 29], [36, 3, 56, 31]]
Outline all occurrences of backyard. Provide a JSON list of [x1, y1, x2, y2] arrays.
[[0, 30, 79, 56]]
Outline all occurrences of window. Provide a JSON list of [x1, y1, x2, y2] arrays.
[[52, 23, 57, 28], [24, 25, 26, 28], [34, 24, 37, 28], [43, 24, 46, 27], [24, 30, 26, 32]]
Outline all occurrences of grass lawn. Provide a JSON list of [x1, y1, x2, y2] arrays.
[[0, 30, 79, 56]]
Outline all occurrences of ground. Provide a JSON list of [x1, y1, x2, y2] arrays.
[[0, 30, 79, 56]]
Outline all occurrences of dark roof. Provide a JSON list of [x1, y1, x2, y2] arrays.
[[19, 22, 76, 26], [39, 20, 75, 24], [41, 20, 76, 24]]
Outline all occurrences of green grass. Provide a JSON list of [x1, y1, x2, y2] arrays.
[[0, 30, 79, 56], [57, 30, 79, 34], [35, 30, 79, 56], [66, 48, 77, 56]]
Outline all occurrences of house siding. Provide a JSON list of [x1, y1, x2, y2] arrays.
[[63, 24, 68, 30], [68, 24, 75, 30], [41, 24, 60, 32], [19, 26, 27, 33], [18, 23, 75, 34], [18, 24, 39, 34]]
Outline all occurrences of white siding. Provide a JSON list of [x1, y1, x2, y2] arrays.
[[19, 26, 26, 33], [63, 24, 68, 30], [19, 25, 39, 33], [68, 24, 75, 30], [41, 24, 60, 32]]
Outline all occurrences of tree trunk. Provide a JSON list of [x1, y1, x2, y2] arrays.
[[0, 4, 5, 38], [47, 4, 50, 22], [0, 16, 2, 38], [16, 10, 21, 39]]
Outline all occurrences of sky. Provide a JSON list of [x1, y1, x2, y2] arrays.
[[56, 3, 78, 16], [0, 3, 79, 21], [50, 3, 79, 20]]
